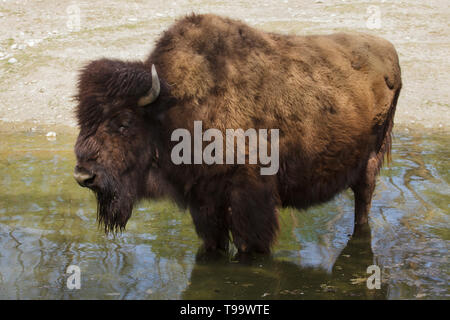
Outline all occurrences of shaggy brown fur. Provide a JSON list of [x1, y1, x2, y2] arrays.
[[74, 14, 402, 253]]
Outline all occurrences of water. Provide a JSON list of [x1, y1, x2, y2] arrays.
[[0, 128, 448, 299]]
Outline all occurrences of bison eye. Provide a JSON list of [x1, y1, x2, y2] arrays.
[[118, 125, 128, 134]]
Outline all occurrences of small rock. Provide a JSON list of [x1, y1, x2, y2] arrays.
[[8, 58, 17, 64], [262, 292, 270, 297], [10, 44, 17, 50], [46, 131, 56, 136], [146, 289, 153, 294]]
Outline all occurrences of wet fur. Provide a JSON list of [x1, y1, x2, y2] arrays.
[[75, 14, 402, 252]]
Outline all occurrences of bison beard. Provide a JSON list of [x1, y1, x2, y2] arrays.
[[94, 174, 134, 233]]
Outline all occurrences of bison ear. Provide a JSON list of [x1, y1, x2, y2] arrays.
[[137, 65, 160, 107]]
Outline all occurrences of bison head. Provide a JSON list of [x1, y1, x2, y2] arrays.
[[74, 58, 162, 233]]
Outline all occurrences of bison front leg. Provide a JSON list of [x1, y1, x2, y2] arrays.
[[189, 203, 230, 252], [228, 173, 280, 254], [351, 152, 379, 226]]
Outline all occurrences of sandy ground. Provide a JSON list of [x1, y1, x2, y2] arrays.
[[0, 0, 449, 132]]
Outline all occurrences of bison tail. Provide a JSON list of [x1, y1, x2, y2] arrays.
[[375, 84, 401, 172]]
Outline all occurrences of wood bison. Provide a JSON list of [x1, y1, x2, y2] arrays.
[[74, 14, 402, 254]]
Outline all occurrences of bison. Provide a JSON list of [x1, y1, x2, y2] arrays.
[[74, 14, 402, 254]]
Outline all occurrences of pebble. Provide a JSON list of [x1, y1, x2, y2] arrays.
[[26, 40, 35, 47], [46, 131, 56, 137], [146, 289, 153, 294], [8, 58, 17, 64]]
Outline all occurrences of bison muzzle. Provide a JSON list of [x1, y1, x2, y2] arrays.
[[74, 14, 402, 254]]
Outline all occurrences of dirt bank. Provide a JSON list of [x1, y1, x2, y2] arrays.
[[1, 0, 449, 132]]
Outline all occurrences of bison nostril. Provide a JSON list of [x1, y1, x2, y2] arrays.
[[74, 167, 96, 187]]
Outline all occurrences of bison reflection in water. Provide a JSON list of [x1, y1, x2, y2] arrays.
[[73, 14, 402, 254], [183, 224, 385, 299]]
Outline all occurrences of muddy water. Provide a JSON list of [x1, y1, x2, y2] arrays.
[[0, 128, 448, 299]]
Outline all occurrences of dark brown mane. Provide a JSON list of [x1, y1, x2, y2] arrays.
[[76, 59, 154, 131]]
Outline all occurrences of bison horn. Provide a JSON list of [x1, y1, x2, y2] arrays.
[[138, 64, 160, 107]]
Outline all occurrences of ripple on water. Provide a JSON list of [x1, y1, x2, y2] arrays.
[[0, 129, 448, 299]]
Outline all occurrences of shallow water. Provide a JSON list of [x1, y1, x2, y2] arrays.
[[0, 128, 448, 299]]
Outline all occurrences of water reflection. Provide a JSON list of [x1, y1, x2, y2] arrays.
[[0, 128, 448, 299], [183, 224, 386, 299]]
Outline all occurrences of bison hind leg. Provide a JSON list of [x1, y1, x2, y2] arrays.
[[351, 84, 399, 227], [351, 130, 393, 226], [351, 152, 379, 226]]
